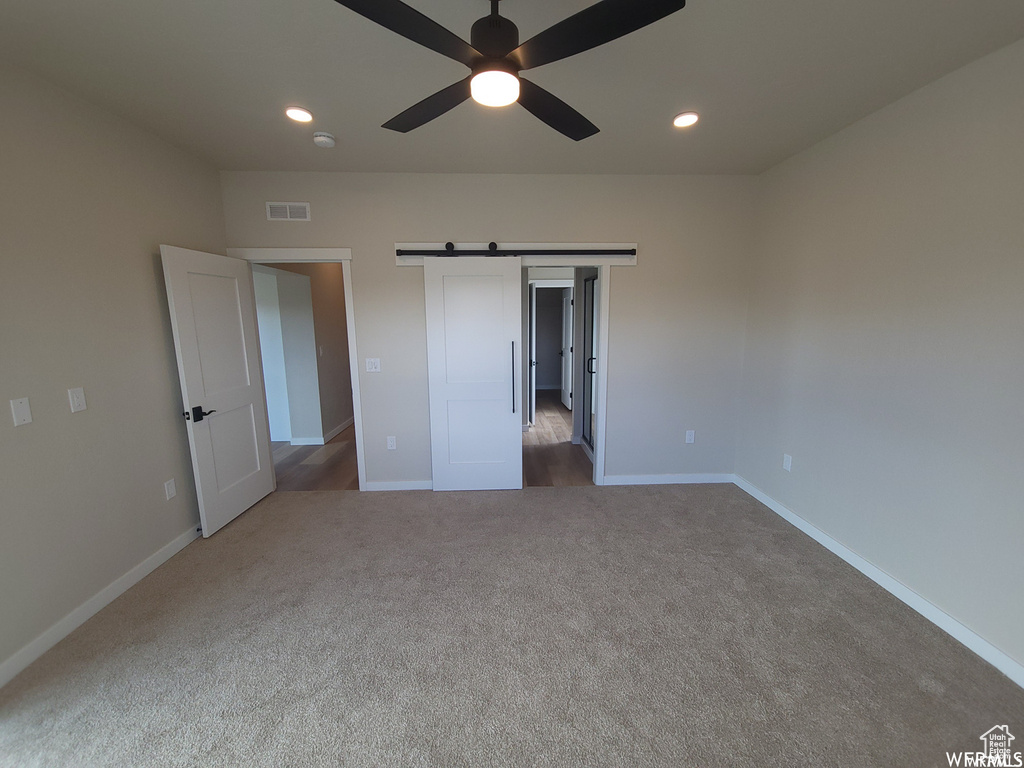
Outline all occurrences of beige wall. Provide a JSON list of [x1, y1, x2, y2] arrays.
[[272, 262, 354, 436], [0, 63, 226, 667], [221, 173, 758, 483], [736, 39, 1024, 665]]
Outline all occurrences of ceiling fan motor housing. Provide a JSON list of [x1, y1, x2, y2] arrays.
[[471, 12, 520, 59]]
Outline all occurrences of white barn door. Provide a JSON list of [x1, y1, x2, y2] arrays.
[[424, 257, 523, 491], [161, 245, 275, 536]]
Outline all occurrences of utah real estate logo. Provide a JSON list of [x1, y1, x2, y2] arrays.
[[946, 726, 1022, 767]]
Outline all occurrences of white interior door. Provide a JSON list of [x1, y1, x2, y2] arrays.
[[160, 245, 275, 536], [424, 257, 523, 491], [561, 288, 574, 410]]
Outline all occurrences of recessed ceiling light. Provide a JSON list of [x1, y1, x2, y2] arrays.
[[673, 111, 699, 128], [286, 107, 313, 123]]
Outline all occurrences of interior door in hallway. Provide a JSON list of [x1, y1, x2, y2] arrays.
[[160, 245, 275, 536], [424, 256, 523, 491], [560, 288, 573, 410]]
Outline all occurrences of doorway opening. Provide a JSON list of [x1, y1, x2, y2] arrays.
[[523, 266, 597, 487], [251, 262, 359, 491]]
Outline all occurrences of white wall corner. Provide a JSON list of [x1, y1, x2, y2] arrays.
[[323, 417, 355, 443], [731, 476, 1024, 690]]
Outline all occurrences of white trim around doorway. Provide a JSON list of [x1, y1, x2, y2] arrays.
[[227, 247, 366, 492]]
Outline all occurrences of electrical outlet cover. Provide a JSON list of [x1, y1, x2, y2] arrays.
[[10, 398, 32, 426], [68, 387, 87, 413]]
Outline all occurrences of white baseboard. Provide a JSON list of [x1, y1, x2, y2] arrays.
[[0, 526, 200, 690], [323, 417, 355, 443], [364, 480, 433, 491], [289, 437, 324, 446], [604, 473, 737, 486], [732, 476, 1024, 689]]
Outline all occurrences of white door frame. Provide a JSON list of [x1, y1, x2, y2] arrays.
[[527, 278, 574, 424], [398, 243, 630, 486], [227, 248, 365, 491]]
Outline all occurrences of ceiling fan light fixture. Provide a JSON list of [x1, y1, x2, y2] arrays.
[[471, 69, 520, 107], [286, 107, 314, 123], [673, 111, 699, 128]]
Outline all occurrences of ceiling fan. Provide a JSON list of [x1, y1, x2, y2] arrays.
[[331, 0, 687, 140]]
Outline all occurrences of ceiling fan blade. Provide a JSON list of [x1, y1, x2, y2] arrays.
[[331, 0, 479, 67], [382, 77, 473, 132], [518, 77, 599, 141], [510, 0, 686, 71]]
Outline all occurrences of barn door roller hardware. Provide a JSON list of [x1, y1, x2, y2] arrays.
[[396, 242, 637, 258]]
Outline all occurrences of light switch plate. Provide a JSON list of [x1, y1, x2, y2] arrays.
[[366, 358, 381, 372], [386, 436, 397, 450], [685, 430, 695, 444], [68, 387, 87, 413], [783, 454, 793, 472], [164, 479, 176, 500], [10, 398, 32, 426]]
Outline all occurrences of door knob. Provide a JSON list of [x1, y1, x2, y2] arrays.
[[186, 406, 217, 422]]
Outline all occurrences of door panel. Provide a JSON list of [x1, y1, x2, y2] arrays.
[[447, 399, 507, 463], [208, 403, 262, 492], [188, 273, 251, 394], [161, 245, 275, 536], [425, 257, 523, 490], [443, 275, 506, 382]]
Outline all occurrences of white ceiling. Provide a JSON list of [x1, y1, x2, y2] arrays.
[[3, 0, 1023, 175]]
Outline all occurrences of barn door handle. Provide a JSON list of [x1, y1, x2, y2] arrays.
[[511, 342, 516, 414]]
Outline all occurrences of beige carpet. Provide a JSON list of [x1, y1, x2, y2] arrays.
[[1, 484, 1020, 766]]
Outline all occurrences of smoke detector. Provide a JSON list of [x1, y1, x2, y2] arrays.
[[313, 132, 336, 148]]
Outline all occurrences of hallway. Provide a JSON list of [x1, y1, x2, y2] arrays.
[[523, 390, 594, 487], [271, 424, 359, 491]]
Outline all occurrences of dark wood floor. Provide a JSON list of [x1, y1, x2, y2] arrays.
[[271, 424, 359, 491], [524, 390, 594, 487], [272, 393, 591, 491]]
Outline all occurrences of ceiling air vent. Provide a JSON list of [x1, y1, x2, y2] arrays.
[[266, 202, 311, 221]]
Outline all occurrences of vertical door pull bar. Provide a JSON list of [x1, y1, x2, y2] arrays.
[[511, 342, 516, 413]]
